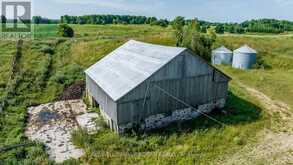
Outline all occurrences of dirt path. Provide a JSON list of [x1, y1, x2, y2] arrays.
[[239, 83, 293, 125], [216, 83, 293, 165]]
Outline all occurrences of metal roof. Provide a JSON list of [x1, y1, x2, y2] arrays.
[[234, 45, 257, 54], [212, 46, 232, 53], [85, 40, 186, 101]]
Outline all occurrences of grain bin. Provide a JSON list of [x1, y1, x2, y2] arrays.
[[232, 45, 257, 70], [212, 46, 233, 65]]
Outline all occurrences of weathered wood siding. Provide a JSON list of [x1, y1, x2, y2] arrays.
[[116, 50, 229, 125], [86, 75, 118, 123]]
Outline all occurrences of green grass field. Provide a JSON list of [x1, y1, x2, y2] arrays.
[[0, 24, 292, 164], [215, 36, 293, 109], [0, 41, 15, 89]]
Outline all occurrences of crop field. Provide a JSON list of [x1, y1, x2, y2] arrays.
[[0, 24, 292, 164]]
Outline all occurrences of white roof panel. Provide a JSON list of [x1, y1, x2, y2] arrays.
[[85, 40, 186, 101]]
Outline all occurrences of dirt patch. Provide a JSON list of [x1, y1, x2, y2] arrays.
[[58, 81, 85, 101], [238, 83, 292, 126], [25, 99, 99, 163]]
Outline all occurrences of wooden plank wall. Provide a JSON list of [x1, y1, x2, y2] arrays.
[[116, 51, 229, 125]]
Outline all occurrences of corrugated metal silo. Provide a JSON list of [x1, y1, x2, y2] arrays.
[[212, 46, 233, 65], [232, 45, 257, 70]]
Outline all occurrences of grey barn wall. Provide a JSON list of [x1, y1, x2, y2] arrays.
[[116, 50, 230, 125], [86, 75, 118, 123]]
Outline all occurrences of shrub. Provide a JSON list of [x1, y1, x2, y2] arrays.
[[58, 24, 74, 38], [51, 64, 84, 86], [189, 33, 214, 61], [253, 54, 271, 69]]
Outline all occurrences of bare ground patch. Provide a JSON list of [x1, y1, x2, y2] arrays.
[[239, 83, 292, 123]]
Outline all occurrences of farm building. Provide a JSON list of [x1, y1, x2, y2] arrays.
[[211, 46, 233, 65], [232, 45, 257, 70], [85, 40, 231, 133]]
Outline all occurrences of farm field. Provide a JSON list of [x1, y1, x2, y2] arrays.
[[0, 24, 292, 164]]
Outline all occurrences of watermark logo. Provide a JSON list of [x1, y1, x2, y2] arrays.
[[1, 0, 33, 40]]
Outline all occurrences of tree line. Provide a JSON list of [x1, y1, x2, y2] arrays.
[[196, 19, 293, 34], [28, 15, 293, 34], [32, 16, 59, 24], [60, 15, 169, 27], [60, 15, 293, 34], [59, 15, 293, 34]]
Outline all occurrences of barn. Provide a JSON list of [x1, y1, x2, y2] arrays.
[[85, 40, 231, 133]]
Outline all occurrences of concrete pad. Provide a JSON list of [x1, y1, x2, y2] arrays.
[[76, 113, 100, 132], [25, 99, 99, 163]]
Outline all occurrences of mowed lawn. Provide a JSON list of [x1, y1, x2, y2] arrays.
[[0, 24, 291, 164]]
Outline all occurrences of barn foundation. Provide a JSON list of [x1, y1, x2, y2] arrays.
[[86, 90, 118, 132], [118, 98, 226, 134]]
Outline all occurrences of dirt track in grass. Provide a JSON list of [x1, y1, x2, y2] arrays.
[[216, 83, 293, 165]]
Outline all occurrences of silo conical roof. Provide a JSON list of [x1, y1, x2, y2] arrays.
[[213, 46, 232, 53], [234, 45, 257, 53]]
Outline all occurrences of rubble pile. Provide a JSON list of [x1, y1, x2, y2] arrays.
[[58, 81, 85, 101]]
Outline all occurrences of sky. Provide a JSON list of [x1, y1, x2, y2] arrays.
[[32, 0, 293, 22]]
